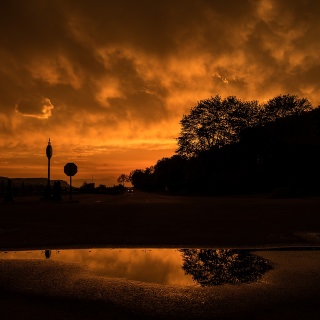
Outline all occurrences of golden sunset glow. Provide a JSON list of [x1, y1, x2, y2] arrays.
[[1, 0, 320, 186], [1, 249, 195, 286]]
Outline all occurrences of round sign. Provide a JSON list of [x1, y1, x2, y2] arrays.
[[64, 162, 78, 176]]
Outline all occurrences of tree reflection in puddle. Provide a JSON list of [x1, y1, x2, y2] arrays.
[[179, 249, 273, 286], [0, 248, 272, 286]]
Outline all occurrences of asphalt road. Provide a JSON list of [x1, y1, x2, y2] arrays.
[[1, 192, 320, 319], [1, 191, 320, 250]]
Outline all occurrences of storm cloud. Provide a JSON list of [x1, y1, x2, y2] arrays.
[[0, 0, 319, 184]]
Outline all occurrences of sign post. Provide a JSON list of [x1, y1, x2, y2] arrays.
[[64, 162, 78, 200]]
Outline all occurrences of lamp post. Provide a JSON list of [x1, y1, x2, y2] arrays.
[[45, 138, 53, 198]]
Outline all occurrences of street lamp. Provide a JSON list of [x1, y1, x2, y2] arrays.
[[45, 138, 53, 198]]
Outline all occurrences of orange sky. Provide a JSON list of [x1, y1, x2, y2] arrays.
[[1, 0, 320, 186]]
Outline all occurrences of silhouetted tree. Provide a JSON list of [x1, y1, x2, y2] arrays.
[[153, 155, 187, 192], [176, 95, 261, 157], [129, 169, 144, 189], [129, 93, 316, 195], [129, 167, 154, 191], [177, 94, 312, 158], [239, 106, 320, 196], [262, 94, 312, 122], [117, 174, 130, 187]]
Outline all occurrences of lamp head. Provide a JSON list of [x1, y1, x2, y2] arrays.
[[46, 138, 53, 159]]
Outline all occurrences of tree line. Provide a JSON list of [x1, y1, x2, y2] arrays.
[[127, 94, 320, 196], [176, 94, 311, 157]]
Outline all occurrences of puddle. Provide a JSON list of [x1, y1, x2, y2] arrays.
[[0, 248, 272, 286], [180, 249, 272, 286]]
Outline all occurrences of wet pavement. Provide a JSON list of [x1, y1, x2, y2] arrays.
[[0, 248, 272, 287], [1, 193, 320, 318], [0, 248, 320, 319]]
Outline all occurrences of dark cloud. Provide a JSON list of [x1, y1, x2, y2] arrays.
[[15, 96, 54, 118], [1, 0, 320, 181], [1, 0, 319, 117]]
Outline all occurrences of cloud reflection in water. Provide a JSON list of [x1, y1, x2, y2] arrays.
[[0, 248, 272, 287]]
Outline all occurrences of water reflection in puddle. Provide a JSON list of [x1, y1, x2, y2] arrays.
[[180, 249, 272, 286], [0, 248, 272, 287]]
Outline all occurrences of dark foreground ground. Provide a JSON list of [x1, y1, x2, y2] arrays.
[[1, 191, 320, 249], [1, 191, 320, 319]]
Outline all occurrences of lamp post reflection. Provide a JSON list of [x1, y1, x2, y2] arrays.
[[44, 250, 51, 259]]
